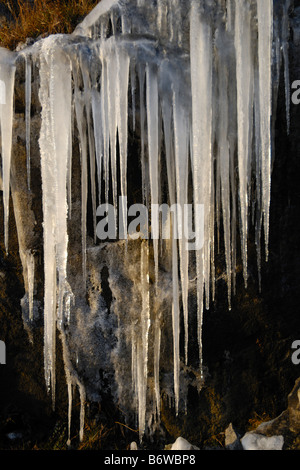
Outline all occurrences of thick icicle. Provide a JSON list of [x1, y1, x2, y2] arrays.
[[39, 36, 73, 404], [190, 1, 213, 379], [234, 1, 253, 287], [0, 48, 16, 253]]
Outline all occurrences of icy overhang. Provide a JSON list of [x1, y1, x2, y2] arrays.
[[73, 0, 120, 36]]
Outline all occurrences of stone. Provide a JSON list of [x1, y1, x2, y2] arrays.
[[225, 423, 243, 450], [167, 437, 200, 451], [130, 441, 138, 450], [241, 433, 284, 451], [287, 378, 300, 434]]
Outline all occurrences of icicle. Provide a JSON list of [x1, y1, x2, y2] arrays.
[[161, 78, 181, 410], [100, 54, 110, 204], [254, 61, 263, 292], [234, 0, 253, 287], [0, 49, 16, 254], [171, 235, 180, 415], [137, 240, 150, 441], [24, 54, 32, 191], [130, 59, 136, 132], [106, 42, 118, 211], [226, 0, 234, 32], [257, 0, 273, 262], [73, 61, 88, 286], [131, 325, 138, 414], [67, 100, 73, 217], [153, 317, 161, 421], [78, 382, 86, 442], [190, 1, 213, 379], [67, 379, 72, 447], [116, 46, 130, 240], [146, 63, 159, 285], [80, 51, 97, 241], [216, 29, 232, 309], [282, 0, 291, 135], [39, 37, 73, 406], [138, 64, 147, 205], [91, 65, 103, 205], [172, 82, 189, 364], [26, 250, 35, 321]]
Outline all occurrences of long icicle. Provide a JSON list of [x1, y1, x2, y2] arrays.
[[257, 0, 273, 262], [190, 1, 213, 380], [25, 54, 32, 191], [234, 0, 253, 287]]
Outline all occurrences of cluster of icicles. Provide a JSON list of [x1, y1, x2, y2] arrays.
[[0, 0, 291, 443]]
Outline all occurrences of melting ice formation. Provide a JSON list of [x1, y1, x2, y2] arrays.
[[0, 0, 292, 443]]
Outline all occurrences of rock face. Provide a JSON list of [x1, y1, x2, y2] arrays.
[[0, 0, 299, 450]]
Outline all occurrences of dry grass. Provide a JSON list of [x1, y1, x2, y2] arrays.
[[247, 411, 272, 432], [0, 0, 99, 50]]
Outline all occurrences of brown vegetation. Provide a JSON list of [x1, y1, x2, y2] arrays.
[[0, 0, 99, 50]]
